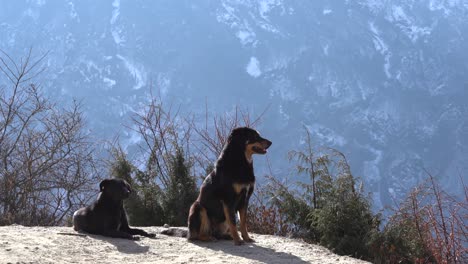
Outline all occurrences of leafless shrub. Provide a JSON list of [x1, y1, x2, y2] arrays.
[[424, 172, 467, 263], [0, 49, 99, 226], [247, 176, 296, 237], [376, 172, 467, 263], [128, 92, 192, 189]]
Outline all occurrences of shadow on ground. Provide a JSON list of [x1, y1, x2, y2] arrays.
[[88, 234, 151, 254], [193, 239, 310, 264]]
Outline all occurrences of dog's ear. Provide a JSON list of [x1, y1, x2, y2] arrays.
[[228, 127, 246, 143], [99, 179, 110, 192]]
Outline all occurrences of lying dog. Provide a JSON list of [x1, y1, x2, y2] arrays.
[[73, 178, 155, 240], [187, 127, 272, 245]]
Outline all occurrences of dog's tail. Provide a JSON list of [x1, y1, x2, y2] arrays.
[[160, 227, 188, 238]]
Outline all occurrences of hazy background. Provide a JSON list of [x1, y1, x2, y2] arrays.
[[1, 0, 467, 208]]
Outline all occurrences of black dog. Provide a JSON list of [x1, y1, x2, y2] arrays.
[[187, 127, 272, 245], [73, 178, 155, 240]]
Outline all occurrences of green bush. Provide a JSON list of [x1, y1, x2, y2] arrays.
[[161, 149, 198, 226], [310, 173, 378, 259], [109, 146, 198, 227], [268, 129, 379, 260], [368, 217, 431, 264], [267, 169, 379, 260]]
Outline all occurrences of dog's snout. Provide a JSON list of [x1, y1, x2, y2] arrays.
[[262, 139, 272, 149]]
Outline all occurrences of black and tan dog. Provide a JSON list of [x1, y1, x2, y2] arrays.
[[73, 178, 155, 240], [188, 127, 272, 245]]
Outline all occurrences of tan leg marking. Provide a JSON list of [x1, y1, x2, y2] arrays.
[[218, 221, 230, 236], [198, 207, 215, 241], [222, 202, 243, 245], [232, 182, 253, 194], [232, 183, 244, 194], [239, 207, 254, 242]]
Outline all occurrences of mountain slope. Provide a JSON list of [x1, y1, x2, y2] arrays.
[[0, 0, 467, 207]]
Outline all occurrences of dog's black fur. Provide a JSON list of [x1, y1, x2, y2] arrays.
[[187, 127, 272, 245], [73, 178, 156, 240]]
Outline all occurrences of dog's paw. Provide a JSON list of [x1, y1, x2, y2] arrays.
[[243, 237, 255, 243], [130, 236, 141, 241], [198, 235, 217, 242], [234, 240, 245, 246]]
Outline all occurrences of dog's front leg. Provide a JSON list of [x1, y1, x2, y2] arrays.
[[239, 185, 254, 242], [222, 201, 243, 245], [119, 209, 156, 238], [122, 226, 156, 238], [239, 206, 254, 242], [101, 229, 139, 240]]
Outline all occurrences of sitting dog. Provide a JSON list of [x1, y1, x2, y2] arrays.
[[188, 127, 272, 245], [73, 178, 155, 240]]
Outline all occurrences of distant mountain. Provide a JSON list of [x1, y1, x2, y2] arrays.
[[1, 0, 467, 208]]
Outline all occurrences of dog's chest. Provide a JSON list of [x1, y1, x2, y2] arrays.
[[115, 219, 121, 230], [105, 210, 123, 230], [232, 182, 254, 195]]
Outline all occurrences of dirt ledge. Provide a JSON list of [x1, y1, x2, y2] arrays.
[[0, 225, 370, 264]]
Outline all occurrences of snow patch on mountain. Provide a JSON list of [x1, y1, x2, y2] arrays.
[[23, 8, 39, 21], [86, 60, 101, 74], [359, 0, 385, 13], [369, 22, 392, 78], [236, 29, 257, 46], [30, 0, 45, 7], [387, 5, 432, 42], [246, 57, 262, 77], [304, 124, 347, 147], [428, 0, 454, 15], [216, 3, 240, 29], [110, 0, 125, 45], [270, 76, 298, 101], [111, 27, 125, 45], [68, 2, 80, 22], [218, 0, 282, 37], [103, 77, 116, 89], [157, 73, 171, 96], [116, 55, 147, 90], [111, 0, 121, 24], [323, 44, 329, 55], [323, 9, 332, 15], [363, 145, 383, 183], [217, 3, 258, 47], [258, 0, 282, 20], [278, 104, 290, 122]]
